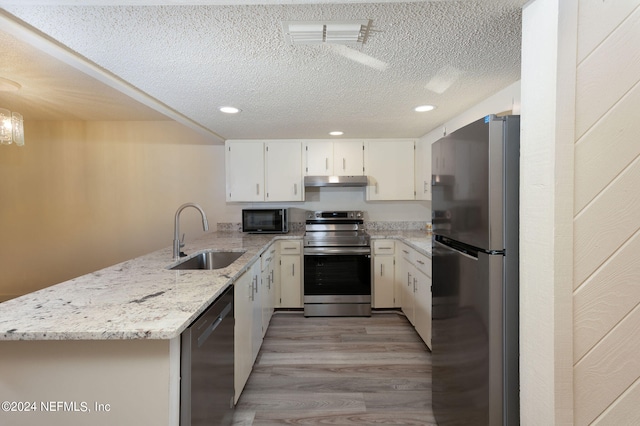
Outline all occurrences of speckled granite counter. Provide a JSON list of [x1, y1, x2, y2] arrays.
[[370, 230, 433, 257], [0, 229, 431, 342], [0, 232, 302, 341]]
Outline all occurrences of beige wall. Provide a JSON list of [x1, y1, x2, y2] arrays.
[[521, 0, 640, 424], [0, 120, 224, 301]]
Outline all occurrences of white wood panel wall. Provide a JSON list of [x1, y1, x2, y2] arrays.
[[573, 2, 640, 425]]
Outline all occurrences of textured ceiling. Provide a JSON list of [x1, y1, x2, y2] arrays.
[[0, 1, 526, 143]]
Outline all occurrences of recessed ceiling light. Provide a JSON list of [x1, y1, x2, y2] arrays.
[[219, 106, 241, 114], [414, 105, 436, 112], [329, 131, 344, 136]]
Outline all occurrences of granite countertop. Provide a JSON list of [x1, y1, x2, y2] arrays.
[[0, 230, 431, 342], [370, 230, 433, 257]]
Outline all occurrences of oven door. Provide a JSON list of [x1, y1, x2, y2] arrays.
[[303, 247, 371, 297]]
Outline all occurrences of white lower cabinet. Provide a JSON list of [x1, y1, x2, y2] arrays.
[[372, 240, 397, 308], [395, 242, 432, 349], [397, 243, 415, 325], [413, 252, 432, 348], [277, 239, 302, 308], [234, 260, 264, 403], [234, 266, 255, 404], [261, 244, 277, 337]]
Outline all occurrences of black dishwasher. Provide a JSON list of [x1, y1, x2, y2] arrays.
[[180, 285, 234, 425]]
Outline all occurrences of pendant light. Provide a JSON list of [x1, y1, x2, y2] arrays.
[[0, 77, 25, 147], [0, 108, 24, 146]]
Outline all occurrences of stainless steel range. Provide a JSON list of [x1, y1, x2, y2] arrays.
[[303, 210, 371, 317]]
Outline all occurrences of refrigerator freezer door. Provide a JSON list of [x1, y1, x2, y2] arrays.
[[432, 238, 509, 426], [431, 115, 519, 251]]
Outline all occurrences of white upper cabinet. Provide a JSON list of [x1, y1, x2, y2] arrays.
[[415, 139, 432, 201], [304, 140, 364, 176], [265, 141, 303, 201], [334, 141, 364, 175], [304, 141, 333, 175], [225, 140, 302, 202], [226, 141, 264, 202], [365, 140, 416, 200]]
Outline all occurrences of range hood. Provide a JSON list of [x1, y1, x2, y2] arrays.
[[304, 175, 369, 187]]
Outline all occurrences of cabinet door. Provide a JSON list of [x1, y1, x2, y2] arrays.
[[260, 246, 276, 337], [365, 140, 415, 200], [265, 141, 303, 201], [414, 269, 432, 349], [373, 255, 395, 308], [305, 141, 333, 176], [279, 240, 302, 308], [234, 270, 253, 403], [396, 244, 415, 324], [225, 141, 264, 202], [250, 262, 263, 364], [415, 139, 432, 200], [334, 141, 364, 175]]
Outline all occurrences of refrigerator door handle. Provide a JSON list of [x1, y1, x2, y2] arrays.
[[433, 239, 478, 261]]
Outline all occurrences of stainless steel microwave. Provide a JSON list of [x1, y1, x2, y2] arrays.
[[242, 208, 288, 233]]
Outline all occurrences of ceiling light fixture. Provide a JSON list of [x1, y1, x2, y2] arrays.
[[414, 105, 436, 112], [0, 108, 24, 146], [219, 106, 241, 114], [329, 131, 344, 136], [0, 78, 25, 147]]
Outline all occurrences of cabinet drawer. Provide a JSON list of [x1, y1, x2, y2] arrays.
[[261, 244, 276, 269], [397, 243, 413, 262], [279, 240, 301, 254], [414, 252, 431, 277], [373, 240, 395, 255]]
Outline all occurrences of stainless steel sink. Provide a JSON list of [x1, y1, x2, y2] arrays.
[[169, 250, 245, 270]]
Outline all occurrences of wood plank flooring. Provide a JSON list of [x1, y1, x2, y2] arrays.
[[233, 311, 435, 425]]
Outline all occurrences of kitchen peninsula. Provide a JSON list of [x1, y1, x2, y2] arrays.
[[0, 229, 431, 426]]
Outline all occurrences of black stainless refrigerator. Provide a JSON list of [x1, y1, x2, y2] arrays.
[[431, 115, 520, 426]]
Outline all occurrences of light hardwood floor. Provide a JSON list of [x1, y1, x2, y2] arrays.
[[233, 311, 435, 425]]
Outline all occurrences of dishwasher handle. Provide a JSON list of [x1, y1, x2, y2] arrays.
[[197, 301, 232, 348]]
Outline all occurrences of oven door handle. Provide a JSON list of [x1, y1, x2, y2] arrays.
[[304, 247, 371, 255]]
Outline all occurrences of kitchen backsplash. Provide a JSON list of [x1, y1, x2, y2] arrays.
[[217, 221, 431, 232]]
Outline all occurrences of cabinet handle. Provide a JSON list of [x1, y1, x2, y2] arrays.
[[283, 246, 297, 250], [424, 181, 428, 193], [342, 158, 346, 170], [326, 158, 329, 170], [380, 263, 384, 276], [292, 264, 295, 276], [417, 260, 425, 265], [407, 272, 412, 286], [253, 276, 258, 295], [256, 183, 260, 195], [402, 249, 409, 254], [294, 183, 297, 195], [413, 277, 417, 293], [378, 247, 392, 250], [375, 182, 379, 194]]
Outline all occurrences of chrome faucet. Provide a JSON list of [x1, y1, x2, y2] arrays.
[[173, 203, 209, 260]]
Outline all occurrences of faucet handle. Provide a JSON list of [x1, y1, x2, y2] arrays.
[[180, 233, 185, 248]]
